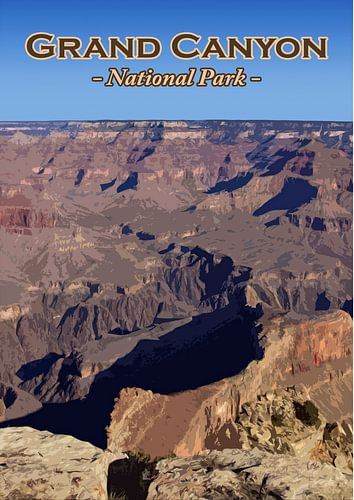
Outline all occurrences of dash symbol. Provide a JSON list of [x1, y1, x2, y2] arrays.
[[91, 76, 104, 82], [250, 76, 262, 82]]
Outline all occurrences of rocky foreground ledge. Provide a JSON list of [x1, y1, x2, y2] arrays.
[[0, 427, 352, 499], [0, 427, 126, 499]]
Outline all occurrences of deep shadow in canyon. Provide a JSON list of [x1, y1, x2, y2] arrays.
[[0, 304, 263, 449]]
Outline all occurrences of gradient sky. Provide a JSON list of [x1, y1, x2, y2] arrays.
[[0, 0, 352, 121]]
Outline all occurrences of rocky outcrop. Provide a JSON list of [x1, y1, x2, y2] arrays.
[[0, 191, 63, 229], [0, 427, 126, 499], [286, 212, 352, 233], [107, 310, 352, 458], [0, 206, 61, 228], [234, 387, 352, 472], [148, 448, 353, 500], [246, 269, 352, 314], [0, 426, 351, 500], [0, 383, 42, 421]]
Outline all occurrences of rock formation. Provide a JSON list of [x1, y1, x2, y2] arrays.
[[0, 427, 126, 499], [0, 120, 351, 497], [148, 448, 352, 500], [107, 310, 352, 459], [0, 427, 352, 499]]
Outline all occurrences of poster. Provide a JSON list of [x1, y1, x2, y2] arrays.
[[0, 1, 352, 498]]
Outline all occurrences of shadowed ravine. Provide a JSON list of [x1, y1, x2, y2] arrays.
[[0, 305, 263, 448]]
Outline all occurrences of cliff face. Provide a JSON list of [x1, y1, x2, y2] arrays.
[[0, 206, 61, 229], [107, 310, 352, 459]]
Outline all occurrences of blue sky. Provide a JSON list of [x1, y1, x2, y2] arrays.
[[0, 0, 352, 120]]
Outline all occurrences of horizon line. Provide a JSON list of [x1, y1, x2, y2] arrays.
[[0, 118, 352, 124]]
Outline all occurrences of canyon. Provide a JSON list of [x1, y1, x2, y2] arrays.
[[0, 120, 352, 498]]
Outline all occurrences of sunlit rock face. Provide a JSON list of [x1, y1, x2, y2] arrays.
[[107, 310, 352, 459]]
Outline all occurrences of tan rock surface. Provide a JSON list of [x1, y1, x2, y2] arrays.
[[0, 427, 126, 499], [147, 448, 353, 499]]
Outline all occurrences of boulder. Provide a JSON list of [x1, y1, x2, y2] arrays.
[[0, 427, 126, 499]]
